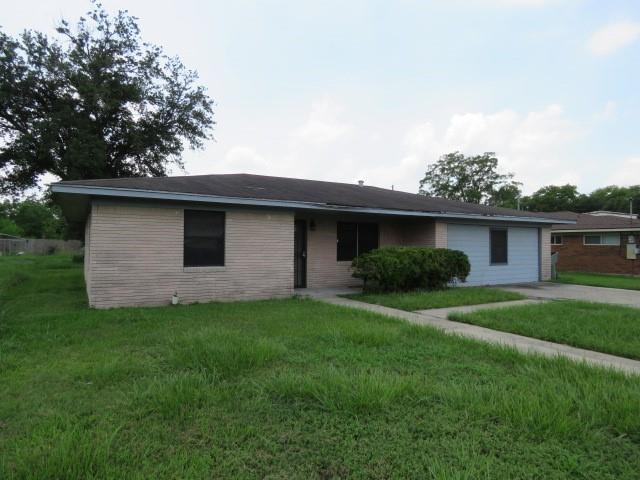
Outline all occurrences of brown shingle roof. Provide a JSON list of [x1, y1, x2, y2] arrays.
[[552, 213, 640, 231], [55, 173, 564, 221]]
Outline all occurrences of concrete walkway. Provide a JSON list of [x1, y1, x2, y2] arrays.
[[319, 295, 640, 375], [499, 282, 640, 308], [415, 299, 546, 318]]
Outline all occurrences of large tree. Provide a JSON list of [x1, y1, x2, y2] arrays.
[[419, 152, 522, 207], [0, 2, 214, 194]]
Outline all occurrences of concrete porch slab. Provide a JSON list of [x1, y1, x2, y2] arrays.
[[295, 286, 362, 298]]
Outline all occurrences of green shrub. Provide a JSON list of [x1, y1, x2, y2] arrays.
[[72, 253, 84, 263], [351, 246, 470, 292]]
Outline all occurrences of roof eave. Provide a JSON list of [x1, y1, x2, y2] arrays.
[[50, 183, 573, 224], [552, 227, 640, 233]]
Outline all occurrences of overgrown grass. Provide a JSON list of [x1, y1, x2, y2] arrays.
[[555, 271, 640, 291], [450, 300, 640, 360], [2, 255, 640, 478], [342, 286, 524, 311]]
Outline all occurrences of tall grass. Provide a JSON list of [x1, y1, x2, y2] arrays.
[[1, 255, 640, 478], [268, 368, 421, 414], [170, 331, 287, 379], [343, 286, 524, 311], [451, 300, 640, 360]]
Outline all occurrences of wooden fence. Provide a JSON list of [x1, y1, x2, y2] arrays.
[[0, 238, 82, 256]]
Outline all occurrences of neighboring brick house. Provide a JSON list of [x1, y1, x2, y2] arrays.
[[551, 212, 640, 275]]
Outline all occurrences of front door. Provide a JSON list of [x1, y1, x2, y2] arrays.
[[294, 220, 307, 288]]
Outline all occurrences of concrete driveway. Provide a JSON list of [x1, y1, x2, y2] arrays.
[[499, 282, 640, 308]]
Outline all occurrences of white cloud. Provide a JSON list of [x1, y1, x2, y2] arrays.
[[381, 104, 581, 194], [222, 146, 270, 172], [293, 96, 353, 144], [203, 102, 584, 196], [606, 157, 640, 185], [600, 100, 616, 120], [588, 21, 640, 56], [448, 0, 565, 7]]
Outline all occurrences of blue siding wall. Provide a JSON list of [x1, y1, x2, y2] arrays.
[[447, 224, 539, 285]]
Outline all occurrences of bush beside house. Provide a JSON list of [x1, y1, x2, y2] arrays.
[[352, 247, 470, 292]]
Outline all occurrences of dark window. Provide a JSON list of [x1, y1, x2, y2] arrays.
[[337, 222, 358, 261], [551, 234, 562, 245], [358, 223, 379, 255], [337, 222, 379, 261], [184, 210, 225, 267], [583, 234, 601, 245], [490, 228, 508, 264]]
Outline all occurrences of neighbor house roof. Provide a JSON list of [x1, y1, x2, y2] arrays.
[[552, 213, 640, 232], [51, 173, 571, 224]]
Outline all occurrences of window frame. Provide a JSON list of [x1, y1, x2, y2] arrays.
[[489, 228, 509, 265], [336, 221, 379, 262], [583, 232, 620, 246], [183, 209, 226, 268], [550, 234, 563, 245]]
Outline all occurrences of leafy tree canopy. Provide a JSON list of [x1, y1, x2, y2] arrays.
[[0, 197, 67, 238], [0, 1, 214, 194], [0, 217, 23, 237], [419, 152, 522, 207], [521, 184, 640, 213], [587, 185, 640, 213], [520, 184, 582, 212]]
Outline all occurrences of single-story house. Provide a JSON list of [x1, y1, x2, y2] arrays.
[[550, 211, 640, 275], [51, 174, 569, 308]]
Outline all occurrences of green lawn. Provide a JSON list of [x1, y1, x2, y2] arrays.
[[342, 286, 524, 311], [555, 271, 640, 291], [450, 300, 640, 360], [2, 256, 640, 478]]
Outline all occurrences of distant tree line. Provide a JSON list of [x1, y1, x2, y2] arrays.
[[520, 184, 640, 214], [420, 152, 639, 214], [0, 197, 67, 239]]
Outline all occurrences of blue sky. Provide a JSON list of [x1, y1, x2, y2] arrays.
[[4, 0, 640, 194]]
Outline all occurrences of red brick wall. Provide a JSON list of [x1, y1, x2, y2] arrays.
[[552, 232, 639, 275]]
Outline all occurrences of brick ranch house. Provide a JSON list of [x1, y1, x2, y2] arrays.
[[551, 211, 640, 275], [51, 174, 569, 309]]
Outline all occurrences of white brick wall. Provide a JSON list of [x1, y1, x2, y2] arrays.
[[540, 226, 552, 281], [83, 201, 548, 306], [86, 202, 294, 308], [303, 216, 437, 288], [84, 212, 92, 300]]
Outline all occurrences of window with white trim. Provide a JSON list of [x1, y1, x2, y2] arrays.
[[583, 232, 620, 246], [551, 234, 562, 245]]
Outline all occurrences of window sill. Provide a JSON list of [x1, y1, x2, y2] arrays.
[[183, 266, 226, 273], [490, 262, 509, 266]]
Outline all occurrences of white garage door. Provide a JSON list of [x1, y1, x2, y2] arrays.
[[447, 224, 540, 286]]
